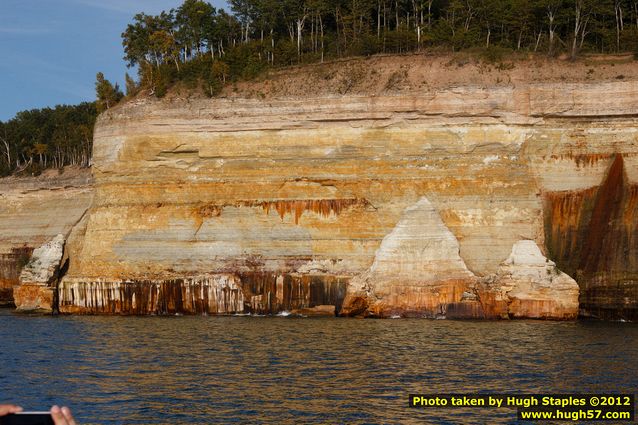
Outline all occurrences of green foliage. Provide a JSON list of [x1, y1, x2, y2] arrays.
[[0, 103, 97, 176], [116, 0, 638, 99], [154, 65, 177, 98], [95, 72, 123, 112], [125, 73, 139, 96], [350, 35, 383, 57], [480, 46, 512, 63], [224, 42, 268, 79]]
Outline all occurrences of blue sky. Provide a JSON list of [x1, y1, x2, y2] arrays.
[[0, 0, 229, 121]]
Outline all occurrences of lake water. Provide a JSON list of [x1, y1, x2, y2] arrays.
[[1, 310, 636, 424]]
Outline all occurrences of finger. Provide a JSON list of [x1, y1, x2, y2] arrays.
[[61, 407, 77, 425], [50, 405, 68, 425], [0, 405, 23, 416]]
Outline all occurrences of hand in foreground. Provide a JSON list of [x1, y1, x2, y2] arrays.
[[0, 405, 23, 416], [50, 406, 77, 425]]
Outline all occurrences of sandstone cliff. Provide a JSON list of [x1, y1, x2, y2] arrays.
[[6, 55, 638, 319], [0, 169, 93, 305]]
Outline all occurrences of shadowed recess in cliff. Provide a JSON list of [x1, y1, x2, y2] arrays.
[[579, 154, 626, 274], [239, 272, 348, 315], [543, 154, 638, 320], [0, 247, 34, 305], [58, 273, 348, 315]]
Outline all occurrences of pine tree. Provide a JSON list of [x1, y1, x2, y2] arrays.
[[95, 72, 123, 113], [125, 73, 139, 97]]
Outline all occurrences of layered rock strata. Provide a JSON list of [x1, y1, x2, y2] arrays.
[[340, 204, 580, 319], [54, 70, 638, 319], [0, 169, 93, 306]]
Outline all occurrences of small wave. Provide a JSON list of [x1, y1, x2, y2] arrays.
[[277, 311, 292, 317], [390, 315, 401, 319]]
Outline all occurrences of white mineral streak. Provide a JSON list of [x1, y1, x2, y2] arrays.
[[344, 197, 477, 316], [369, 197, 474, 280], [495, 240, 580, 318], [19, 234, 65, 285]]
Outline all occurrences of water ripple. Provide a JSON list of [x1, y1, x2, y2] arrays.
[[0, 312, 637, 424]]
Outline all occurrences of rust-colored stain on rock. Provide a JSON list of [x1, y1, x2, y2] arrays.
[[5, 75, 638, 319], [544, 154, 638, 320], [261, 199, 367, 224], [59, 273, 348, 316], [0, 247, 34, 305]]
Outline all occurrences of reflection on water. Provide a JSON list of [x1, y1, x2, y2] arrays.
[[1, 310, 637, 424]]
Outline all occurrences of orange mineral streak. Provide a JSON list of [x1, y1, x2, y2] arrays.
[[545, 153, 612, 167], [624, 185, 638, 227], [543, 154, 638, 320], [579, 154, 625, 274], [507, 299, 577, 320], [262, 199, 366, 224], [571, 153, 612, 168], [366, 278, 475, 318], [12, 284, 54, 312], [191, 198, 367, 227], [544, 187, 597, 268], [238, 272, 348, 314], [0, 247, 34, 304], [59, 273, 349, 315]]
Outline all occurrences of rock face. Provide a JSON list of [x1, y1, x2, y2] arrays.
[[18, 234, 65, 285], [59, 275, 244, 315], [341, 207, 579, 319], [14, 234, 65, 312], [0, 169, 93, 305], [489, 241, 579, 320], [4, 56, 632, 319], [341, 197, 477, 318], [544, 154, 638, 320], [0, 247, 32, 306]]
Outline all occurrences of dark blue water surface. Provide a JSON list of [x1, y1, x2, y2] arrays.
[[1, 310, 636, 424]]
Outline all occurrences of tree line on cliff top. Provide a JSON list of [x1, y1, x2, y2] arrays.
[[0, 103, 96, 177], [0, 72, 120, 177], [100, 0, 638, 102]]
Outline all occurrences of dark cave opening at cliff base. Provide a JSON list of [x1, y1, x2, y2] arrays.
[[0, 247, 34, 306], [544, 154, 638, 321]]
